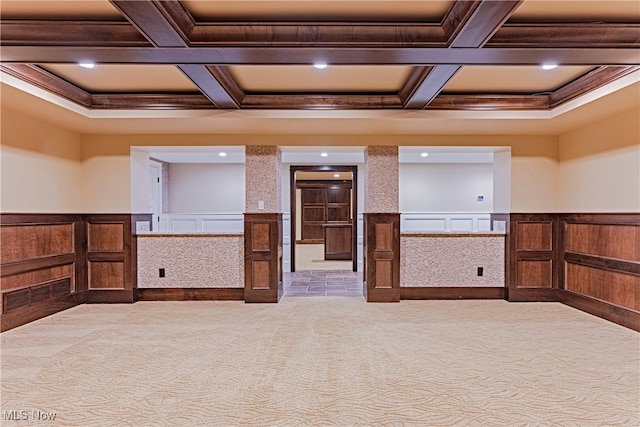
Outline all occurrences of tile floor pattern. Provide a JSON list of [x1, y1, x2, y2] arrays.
[[283, 270, 363, 297]]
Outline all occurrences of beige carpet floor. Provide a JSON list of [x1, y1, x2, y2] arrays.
[[296, 244, 353, 271], [1, 299, 639, 426]]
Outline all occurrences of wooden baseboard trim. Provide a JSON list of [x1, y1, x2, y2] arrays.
[[558, 290, 640, 332], [400, 287, 505, 300], [86, 290, 135, 304], [136, 288, 244, 301], [0, 293, 83, 332], [506, 288, 559, 302]]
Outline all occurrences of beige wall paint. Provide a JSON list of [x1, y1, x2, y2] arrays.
[[81, 136, 131, 213], [559, 108, 640, 212], [1, 108, 82, 213]]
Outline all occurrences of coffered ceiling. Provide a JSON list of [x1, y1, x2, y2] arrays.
[[0, 0, 638, 135]]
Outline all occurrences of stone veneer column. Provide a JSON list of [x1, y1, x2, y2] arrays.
[[244, 146, 283, 303], [363, 146, 401, 302]]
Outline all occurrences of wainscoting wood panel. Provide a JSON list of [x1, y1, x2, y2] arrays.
[[88, 223, 125, 252], [364, 213, 400, 302], [565, 223, 639, 262], [1, 213, 151, 331], [0, 214, 83, 331], [244, 213, 283, 303], [1, 223, 74, 263], [516, 260, 553, 288], [516, 222, 552, 251], [506, 215, 560, 301], [85, 215, 139, 302], [565, 263, 638, 310], [504, 213, 640, 331], [562, 214, 640, 321]]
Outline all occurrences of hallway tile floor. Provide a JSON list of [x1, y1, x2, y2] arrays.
[[283, 270, 363, 298]]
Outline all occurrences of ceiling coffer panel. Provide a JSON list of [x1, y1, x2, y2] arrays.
[[0, 0, 637, 111]]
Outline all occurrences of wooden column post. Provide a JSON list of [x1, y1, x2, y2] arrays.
[[244, 213, 283, 303], [364, 213, 400, 302]]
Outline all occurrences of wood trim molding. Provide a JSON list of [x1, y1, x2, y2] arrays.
[[565, 252, 640, 276], [400, 287, 505, 300], [136, 288, 244, 301]]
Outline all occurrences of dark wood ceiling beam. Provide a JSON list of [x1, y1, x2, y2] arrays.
[[549, 65, 640, 108], [91, 93, 212, 109], [241, 94, 403, 109], [428, 94, 550, 110], [190, 23, 446, 47], [0, 21, 150, 46], [489, 23, 640, 48], [0, 64, 92, 107], [2, 20, 635, 48], [109, 0, 187, 47], [109, 0, 239, 108], [403, 0, 524, 109], [3, 46, 637, 66]]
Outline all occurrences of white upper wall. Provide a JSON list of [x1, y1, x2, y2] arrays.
[[168, 163, 245, 213], [399, 163, 494, 212]]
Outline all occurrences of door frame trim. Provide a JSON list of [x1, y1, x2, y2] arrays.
[[290, 165, 358, 272]]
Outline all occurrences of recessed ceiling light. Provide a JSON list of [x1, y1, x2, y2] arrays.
[[313, 62, 328, 70], [541, 64, 558, 70], [333, 173, 340, 178], [218, 152, 227, 157], [320, 152, 328, 157], [421, 152, 429, 157], [78, 62, 96, 69]]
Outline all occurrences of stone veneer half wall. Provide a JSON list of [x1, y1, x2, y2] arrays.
[[400, 234, 505, 287], [245, 145, 282, 213], [364, 146, 399, 213], [137, 234, 244, 288]]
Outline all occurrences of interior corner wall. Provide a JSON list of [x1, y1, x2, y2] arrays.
[[509, 137, 559, 213], [559, 108, 640, 212], [81, 136, 132, 213], [0, 108, 82, 213]]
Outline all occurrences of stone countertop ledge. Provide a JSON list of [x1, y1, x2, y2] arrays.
[[401, 232, 506, 237], [137, 232, 244, 237]]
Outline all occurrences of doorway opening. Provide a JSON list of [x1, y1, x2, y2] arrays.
[[290, 165, 358, 273]]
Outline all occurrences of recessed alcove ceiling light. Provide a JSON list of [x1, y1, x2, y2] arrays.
[[313, 62, 328, 69], [218, 152, 227, 157], [421, 152, 429, 157], [333, 173, 340, 178], [78, 62, 96, 69], [541, 64, 559, 70], [321, 152, 328, 157]]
